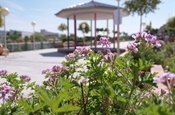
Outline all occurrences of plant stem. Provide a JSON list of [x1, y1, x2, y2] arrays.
[[121, 84, 135, 115], [81, 83, 87, 115]]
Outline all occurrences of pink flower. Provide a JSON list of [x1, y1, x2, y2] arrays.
[[65, 53, 77, 61], [103, 51, 116, 62], [0, 83, 14, 102], [127, 43, 138, 53], [42, 69, 50, 74], [154, 72, 175, 88], [0, 70, 7, 76], [74, 46, 92, 56], [99, 37, 111, 48], [155, 41, 161, 48], [20, 75, 31, 82]]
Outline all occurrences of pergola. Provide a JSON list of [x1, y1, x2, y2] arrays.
[[55, 0, 129, 49]]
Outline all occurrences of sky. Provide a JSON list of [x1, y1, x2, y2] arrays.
[[0, 0, 175, 36]]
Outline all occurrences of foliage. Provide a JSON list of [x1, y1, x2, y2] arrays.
[[158, 16, 175, 36], [24, 36, 29, 42], [166, 16, 175, 29], [1, 32, 175, 114], [58, 23, 67, 32], [78, 22, 90, 34], [158, 43, 175, 72], [0, 6, 4, 27], [32, 33, 44, 42], [124, 0, 161, 31], [124, 0, 161, 16], [7, 31, 21, 42]]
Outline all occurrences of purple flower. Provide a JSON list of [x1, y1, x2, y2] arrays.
[[20, 75, 31, 82], [50, 64, 68, 77], [42, 69, 50, 74], [140, 32, 148, 39], [155, 41, 161, 48], [0, 70, 7, 76], [65, 53, 77, 61], [0, 83, 14, 102], [74, 46, 92, 56], [127, 43, 138, 53], [99, 37, 110, 48], [154, 72, 175, 88], [103, 51, 116, 62], [132, 32, 141, 41]]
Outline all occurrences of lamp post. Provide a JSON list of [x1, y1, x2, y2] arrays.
[[81, 23, 86, 46], [1, 7, 9, 57], [116, 0, 120, 55], [31, 21, 36, 50]]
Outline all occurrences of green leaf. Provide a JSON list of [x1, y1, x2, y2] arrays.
[[36, 87, 51, 106], [18, 99, 33, 113], [51, 90, 68, 111], [55, 105, 80, 113]]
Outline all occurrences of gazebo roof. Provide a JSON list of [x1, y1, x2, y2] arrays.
[[55, 0, 129, 20]]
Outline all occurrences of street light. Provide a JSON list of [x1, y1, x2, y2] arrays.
[[81, 23, 86, 46], [1, 7, 9, 57], [31, 21, 36, 50]]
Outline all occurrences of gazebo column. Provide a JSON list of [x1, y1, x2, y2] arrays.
[[90, 20, 93, 47], [113, 14, 115, 49], [74, 15, 77, 49], [94, 13, 97, 49], [67, 18, 70, 49]]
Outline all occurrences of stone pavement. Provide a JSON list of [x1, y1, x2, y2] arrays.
[[0, 48, 67, 85]]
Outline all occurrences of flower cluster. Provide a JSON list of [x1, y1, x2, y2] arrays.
[[65, 46, 92, 61], [127, 32, 161, 53], [127, 43, 138, 54], [42, 64, 68, 86], [154, 72, 175, 88], [0, 70, 7, 76], [98, 37, 111, 48], [20, 75, 31, 82], [42, 64, 68, 77], [103, 51, 116, 62], [0, 83, 14, 102], [74, 46, 92, 55]]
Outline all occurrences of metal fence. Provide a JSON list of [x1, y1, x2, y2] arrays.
[[7, 42, 58, 52]]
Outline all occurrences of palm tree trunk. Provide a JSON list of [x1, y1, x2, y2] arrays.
[[139, 15, 143, 32]]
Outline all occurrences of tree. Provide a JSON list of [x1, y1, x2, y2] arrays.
[[0, 6, 4, 27], [166, 16, 175, 36], [145, 22, 152, 32], [31, 33, 44, 42], [78, 22, 90, 45], [78, 22, 90, 34], [124, 0, 161, 32], [7, 31, 21, 42], [166, 16, 175, 29], [58, 23, 67, 34]]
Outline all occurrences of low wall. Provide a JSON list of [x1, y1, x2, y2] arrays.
[[7, 42, 58, 52]]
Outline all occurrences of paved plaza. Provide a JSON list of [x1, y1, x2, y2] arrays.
[[0, 48, 67, 85], [0, 41, 134, 85]]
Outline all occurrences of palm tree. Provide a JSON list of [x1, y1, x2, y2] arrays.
[[58, 23, 67, 35], [124, 0, 161, 32]]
